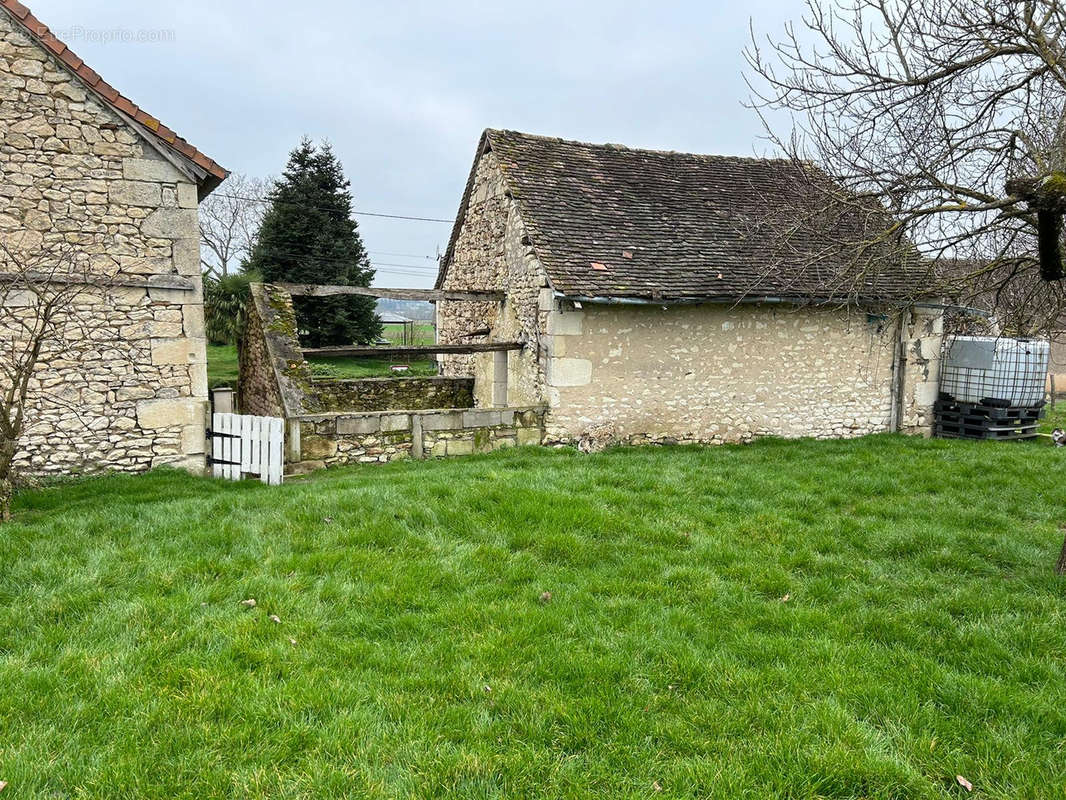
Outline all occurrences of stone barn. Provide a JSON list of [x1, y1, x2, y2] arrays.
[[436, 129, 943, 445], [0, 1, 227, 475]]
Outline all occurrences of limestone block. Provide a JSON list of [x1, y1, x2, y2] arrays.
[[547, 310, 583, 336], [177, 182, 198, 209], [302, 435, 338, 460], [172, 238, 201, 276], [109, 286, 147, 305], [147, 285, 191, 304], [914, 381, 939, 407], [137, 398, 201, 429], [10, 116, 52, 137], [11, 59, 43, 77], [549, 358, 593, 387], [463, 410, 502, 428], [518, 427, 544, 446], [448, 438, 474, 456], [336, 415, 381, 435], [151, 337, 205, 366], [147, 320, 184, 338], [123, 158, 183, 183], [109, 180, 162, 208], [182, 422, 206, 455], [380, 414, 411, 432], [538, 288, 556, 312], [190, 363, 208, 398], [422, 411, 464, 431], [142, 208, 199, 239], [918, 336, 940, 361], [183, 304, 206, 338]]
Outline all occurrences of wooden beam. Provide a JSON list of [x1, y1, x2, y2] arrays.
[[302, 342, 524, 358], [275, 282, 503, 303]]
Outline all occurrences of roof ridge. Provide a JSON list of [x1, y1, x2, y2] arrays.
[[485, 128, 793, 165], [0, 0, 228, 193]]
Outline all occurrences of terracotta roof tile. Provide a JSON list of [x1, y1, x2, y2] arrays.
[[0, 0, 228, 191], [440, 129, 927, 303]]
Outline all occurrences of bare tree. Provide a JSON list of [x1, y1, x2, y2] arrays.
[[199, 173, 268, 279], [0, 239, 112, 520], [746, 0, 1066, 334]]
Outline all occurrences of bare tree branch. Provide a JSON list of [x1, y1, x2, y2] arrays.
[[746, 0, 1066, 332], [198, 173, 269, 279]]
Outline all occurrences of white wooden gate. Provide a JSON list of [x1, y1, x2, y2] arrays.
[[211, 413, 284, 485]]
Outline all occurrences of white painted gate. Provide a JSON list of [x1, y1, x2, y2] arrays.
[[211, 413, 284, 485]]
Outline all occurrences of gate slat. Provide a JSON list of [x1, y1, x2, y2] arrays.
[[212, 412, 224, 480], [209, 412, 285, 485], [253, 416, 263, 478], [267, 417, 283, 485]]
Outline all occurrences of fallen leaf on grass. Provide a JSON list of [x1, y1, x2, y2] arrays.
[[269, 614, 281, 624], [781, 593, 791, 603], [0, 780, 8, 792], [652, 780, 663, 792], [289, 638, 297, 646], [956, 775, 973, 792], [539, 591, 553, 604], [240, 599, 256, 608]]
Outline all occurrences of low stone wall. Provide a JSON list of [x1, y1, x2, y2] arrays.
[[294, 406, 546, 470], [311, 377, 474, 413]]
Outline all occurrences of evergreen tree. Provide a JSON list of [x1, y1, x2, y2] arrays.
[[246, 139, 381, 347]]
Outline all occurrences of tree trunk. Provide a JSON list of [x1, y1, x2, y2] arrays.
[[0, 436, 17, 522], [1057, 529, 1066, 576]]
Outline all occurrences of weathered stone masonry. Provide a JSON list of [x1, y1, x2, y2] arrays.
[[239, 283, 548, 471], [0, 11, 211, 475], [436, 144, 943, 445], [437, 150, 547, 408]]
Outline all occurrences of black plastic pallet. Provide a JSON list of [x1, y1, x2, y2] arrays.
[[935, 426, 1040, 440], [935, 411, 1041, 429], [934, 399, 1045, 422]]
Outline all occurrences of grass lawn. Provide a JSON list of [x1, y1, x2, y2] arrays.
[[206, 344, 241, 389], [206, 344, 437, 389], [2, 435, 1065, 797]]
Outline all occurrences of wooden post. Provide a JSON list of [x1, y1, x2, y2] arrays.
[[285, 418, 301, 464], [493, 350, 508, 408]]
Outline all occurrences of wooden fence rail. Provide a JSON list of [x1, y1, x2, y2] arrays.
[[301, 342, 524, 359], [276, 282, 503, 303]]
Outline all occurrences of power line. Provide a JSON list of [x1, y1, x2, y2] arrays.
[[368, 250, 437, 260], [212, 192, 454, 224]]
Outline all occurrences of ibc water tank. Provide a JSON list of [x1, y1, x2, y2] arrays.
[[939, 336, 1049, 407]]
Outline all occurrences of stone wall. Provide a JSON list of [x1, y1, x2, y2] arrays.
[[311, 377, 474, 412], [238, 286, 287, 418], [541, 302, 941, 444], [437, 150, 549, 406], [0, 13, 209, 476], [294, 406, 545, 470]]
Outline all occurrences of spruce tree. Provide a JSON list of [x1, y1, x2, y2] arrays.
[[246, 139, 381, 347]]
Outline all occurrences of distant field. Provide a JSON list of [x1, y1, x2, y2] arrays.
[[206, 344, 240, 389], [207, 343, 438, 389]]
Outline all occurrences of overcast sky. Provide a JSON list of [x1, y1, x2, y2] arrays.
[[33, 0, 798, 287]]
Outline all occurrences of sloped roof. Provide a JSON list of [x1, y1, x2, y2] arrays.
[[438, 129, 925, 303], [0, 0, 228, 196]]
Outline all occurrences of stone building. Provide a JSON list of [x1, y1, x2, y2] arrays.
[[0, 1, 227, 475], [436, 129, 943, 445]]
